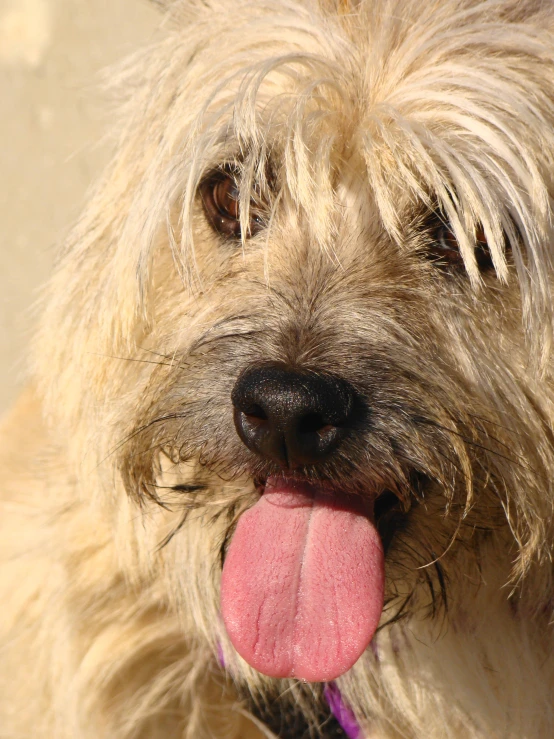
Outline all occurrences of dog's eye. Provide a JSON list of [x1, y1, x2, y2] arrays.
[[428, 222, 494, 271], [200, 169, 264, 240]]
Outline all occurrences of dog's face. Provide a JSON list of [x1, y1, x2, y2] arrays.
[[37, 0, 554, 697]]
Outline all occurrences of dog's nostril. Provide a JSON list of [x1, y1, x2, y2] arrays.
[[297, 412, 330, 435], [243, 404, 268, 421], [231, 364, 359, 468]]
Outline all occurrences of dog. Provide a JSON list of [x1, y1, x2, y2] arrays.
[[2, 0, 554, 736]]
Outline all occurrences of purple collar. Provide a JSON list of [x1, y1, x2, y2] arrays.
[[323, 682, 361, 739], [216, 645, 362, 738]]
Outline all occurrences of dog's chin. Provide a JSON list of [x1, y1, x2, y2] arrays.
[[219, 471, 402, 682]]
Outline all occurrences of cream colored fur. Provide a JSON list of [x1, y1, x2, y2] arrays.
[[3, 1, 554, 737]]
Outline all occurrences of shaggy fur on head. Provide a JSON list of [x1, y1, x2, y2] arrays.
[[3, 0, 554, 736]]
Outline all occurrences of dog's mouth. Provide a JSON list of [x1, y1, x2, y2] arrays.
[[220, 473, 393, 682]]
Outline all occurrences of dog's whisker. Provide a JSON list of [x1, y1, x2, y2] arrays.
[[157, 511, 190, 551], [417, 416, 529, 469], [89, 352, 185, 370], [105, 413, 192, 460], [465, 411, 528, 436]]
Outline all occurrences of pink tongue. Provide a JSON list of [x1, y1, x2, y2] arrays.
[[220, 478, 385, 682]]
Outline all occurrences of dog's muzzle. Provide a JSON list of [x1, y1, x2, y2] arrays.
[[223, 364, 384, 683]]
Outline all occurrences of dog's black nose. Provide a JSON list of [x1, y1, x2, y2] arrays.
[[231, 365, 357, 468]]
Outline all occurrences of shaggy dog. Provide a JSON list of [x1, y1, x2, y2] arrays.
[[2, 0, 554, 736]]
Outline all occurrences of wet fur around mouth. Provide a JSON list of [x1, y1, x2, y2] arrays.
[[3, 0, 554, 738]]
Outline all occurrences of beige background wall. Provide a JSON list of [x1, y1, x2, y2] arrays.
[[0, 0, 159, 413]]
